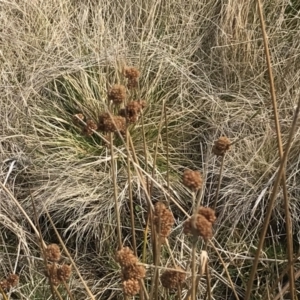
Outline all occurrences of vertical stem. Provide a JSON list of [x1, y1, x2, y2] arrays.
[[149, 102, 166, 196], [191, 237, 198, 300], [205, 262, 212, 300], [244, 97, 300, 300], [212, 155, 225, 210], [245, 0, 297, 299], [110, 133, 122, 249], [126, 129, 137, 254], [141, 110, 149, 192], [209, 240, 239, 300], [164, 104, 170, 204], [29, 189, 58, 300]]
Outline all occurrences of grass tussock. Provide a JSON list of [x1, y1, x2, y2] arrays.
[[1, 0, 300, 299]]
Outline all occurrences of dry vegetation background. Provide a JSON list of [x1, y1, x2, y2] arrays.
[[1, 0, 300, 299]]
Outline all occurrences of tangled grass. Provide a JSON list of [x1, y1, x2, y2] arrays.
[[1, 0, 300, 299]]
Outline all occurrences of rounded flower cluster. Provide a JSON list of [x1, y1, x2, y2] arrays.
[[0, 274, 19, 291], [182, 169, 203, 191], [160, 267, 186, 290], [124, 67, 140, 89], [57, 264, 72, 282], [115, 247, 138, 267], [72, 114, 98, 137], [98, 113, 126, 135], [72, 113, 85, 125], [212, 136, 231, 156], [122, 265, 146, 281], [83, 119, 98, 136], [122, 279, 140, 296], [119, 100, 146, 124], [153, 202, 174, 241], [46, 263, 72, 286], [108, 84, 126, 105], [183, 206, 216, 240], [45, 244, 61, 262], [197, 207, 216, 224], [116, 247, 146, 296]]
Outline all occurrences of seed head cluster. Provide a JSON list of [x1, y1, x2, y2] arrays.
[[45, 244, 61, 262], [182, 169, 203, 191], [0, 274, 19, 290], [183, 207, 216, 240], [124, 67, 140, 89], [115, 246, 138, 267], [71, 67, 144, 139], [98, 113, 126, 134], [46, 263, 72, 286], [153, 202, 174, 241], [108, 84, 126, 105], [119, 100, 146, 124], [72, 113, 85, 125], [122, 265, 146, 281], [115, 247, 146, 296], [44, 244, 72, 286], [122, 279, 140, 296], [83, 119, 98, 136], [212, 136, 231, 156], [160, 267, 186, 290], [198, 207, 217, 223]]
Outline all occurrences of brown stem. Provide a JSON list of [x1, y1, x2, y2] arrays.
[[212, 154, 225, 210], [110, 132, 122, 249], [244, 96, 300, 299], [253, 0, 296, 299]]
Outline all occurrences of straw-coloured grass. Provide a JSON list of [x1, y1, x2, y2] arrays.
[[1, 0, 300, 298]]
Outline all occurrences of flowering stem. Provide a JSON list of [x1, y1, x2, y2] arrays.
[[110, 132, 122, 249], [126, 129, 137, 254], [191, 237, 198, 300], [212, 154, 225, 210]]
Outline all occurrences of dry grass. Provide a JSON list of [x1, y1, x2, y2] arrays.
[[1, 0, 300, 299]]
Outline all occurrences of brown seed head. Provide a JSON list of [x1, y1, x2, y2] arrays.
[[212, 136, 231, 156], [182, 169, 203, 191], [47, 263, 60, 286], [45, 244, 61, 262], [6, 274, 19, 288], [108, 84, 126, 105], [124, 67, 140, 80], [153, 202, 174, 240], [122, 264, 146, 281], [197, 207, 216, 224], [57, 264, 72, 282], [119, 100, 146, 124], [83, 119, 98, 136], [98, 113, 126, 134], [183, 214, 213, 240], [124, 67, 140, 89], [72, 113, 85, 125], [0, 274, 19, 290], [161, 267, 186, 289], [127, 79, 138, 89], [0, 280, 9, 290], [115, 247, 138, 267], [122, 279, 140, 296]]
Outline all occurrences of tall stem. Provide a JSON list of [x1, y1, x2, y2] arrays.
[[110, 133, 122, 249]]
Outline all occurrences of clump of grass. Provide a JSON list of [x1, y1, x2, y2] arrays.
[[1, 0, 300, 299]]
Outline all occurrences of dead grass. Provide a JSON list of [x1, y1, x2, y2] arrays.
[[1, 0, 300, 299]]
